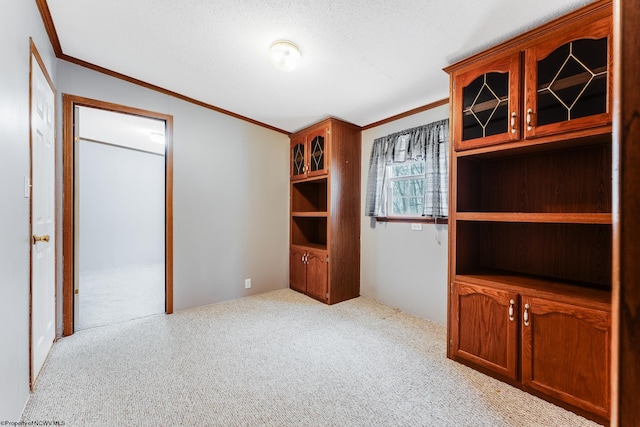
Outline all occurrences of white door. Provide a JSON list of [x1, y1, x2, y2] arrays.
[[31, 52, 56, 384]]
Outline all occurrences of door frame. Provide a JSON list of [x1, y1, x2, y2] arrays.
[[62, 95, 174, 336], [29, 39, 57, 388]]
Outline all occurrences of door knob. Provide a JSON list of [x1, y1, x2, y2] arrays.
[[32, 234, 50, 244]]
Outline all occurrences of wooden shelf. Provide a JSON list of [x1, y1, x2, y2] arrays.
[[456, 212, 612, 224], [454, 271, 611, 308], [291, 211, 328, 218], [455, 126, 611, 158], [291, 243, 327, 251]]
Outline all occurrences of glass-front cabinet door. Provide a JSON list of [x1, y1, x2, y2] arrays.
[[290, 136, 306, 180], [524, 17, 611, 138], [306, 127, 328, 177], [453, 53, 521, 151]]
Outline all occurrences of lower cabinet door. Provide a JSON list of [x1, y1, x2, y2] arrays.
[[289, 247, 307, 293], [305, 249, 328, 301], [452, 282, 519, 380], [521, 295, 610, 419]]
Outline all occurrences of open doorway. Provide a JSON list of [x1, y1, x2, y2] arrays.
[[62, 95, 173, 335], [74, 106, 166, 330]]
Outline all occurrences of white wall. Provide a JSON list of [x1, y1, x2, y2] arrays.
[[78, 140, 165, 271], [55, 61, 290, 328], [360, 104, 449, 325], [0, 1, 57, 421]]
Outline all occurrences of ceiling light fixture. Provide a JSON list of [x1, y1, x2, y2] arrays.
[[268, 40, 302, 72]]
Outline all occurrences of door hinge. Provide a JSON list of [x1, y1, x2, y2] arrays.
[[449, 339, 453, 349], [450, 282, 453, 293], [326, 293, 329, 299], [326, 256, 329, 263]]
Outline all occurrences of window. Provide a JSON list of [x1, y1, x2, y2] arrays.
[[388, 161, 426, 217], [365, 119, 449, 220]]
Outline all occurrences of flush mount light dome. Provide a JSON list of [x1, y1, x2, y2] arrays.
[[269, 40, 302, 72]]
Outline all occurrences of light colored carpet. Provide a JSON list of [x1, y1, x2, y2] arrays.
[[23, 289, 601, 426], [76, 263, 164, 331]]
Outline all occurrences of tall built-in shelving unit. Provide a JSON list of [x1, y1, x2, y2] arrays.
[[289, 118, 361, 305], [445, 1, 613, 423]]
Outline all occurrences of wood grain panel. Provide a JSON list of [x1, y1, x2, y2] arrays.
[[452, 282, 518, 380], [291, 217, 327, 248], [457, 221, 612, 287], [457, 144, 612, 213], [62, 96, 74, 337], [612, 0, 640, 424], [306, 249, 328, 302], [289, 247, 307, 293], [456, 212, 612, 224], [521, 295, 610, 418], [327, 119, 361, 304], [291, 179, 327, 213], [476, 222, 611, 287]]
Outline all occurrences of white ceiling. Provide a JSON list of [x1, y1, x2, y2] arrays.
[[78, 106, 166, 155], [46, 0, 593, 133]]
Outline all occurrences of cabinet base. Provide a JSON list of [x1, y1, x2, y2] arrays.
[[289, 285, 359, 305]]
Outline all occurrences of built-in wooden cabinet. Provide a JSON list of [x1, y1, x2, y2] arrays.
[[290, 247, 328, 301], [453, 53, 521, 150], [289, 118, 361, 304], [452, 279, 610, 419], [524, 17, 610, 139], [446, 1, 612, 423], [452, 10, 611, 151], [290, 247, 308, 293], [291, 127, 328, 181], [521, 294, 610, 419], [451, 282, 518, 380]]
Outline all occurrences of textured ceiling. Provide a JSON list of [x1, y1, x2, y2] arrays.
[[46, 0, 593, 133]]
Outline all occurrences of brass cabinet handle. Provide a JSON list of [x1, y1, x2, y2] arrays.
[[32, 234, 50, 244], [511, 112, 517, 133], [526, 108, 534, 131], [523, 303, 530, 327], [508, 299, 515, 321]]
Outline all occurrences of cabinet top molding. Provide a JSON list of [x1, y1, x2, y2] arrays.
[[289, 117, 360, 139], [443, 0, 612, 74]]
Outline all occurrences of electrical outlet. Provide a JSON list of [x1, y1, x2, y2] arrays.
[[245, 278, 251, 289], [411, 223, 423, 231]]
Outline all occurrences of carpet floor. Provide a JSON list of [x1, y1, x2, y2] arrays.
[[22, 289, 601, 426], [76, 263, 165, 331]]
